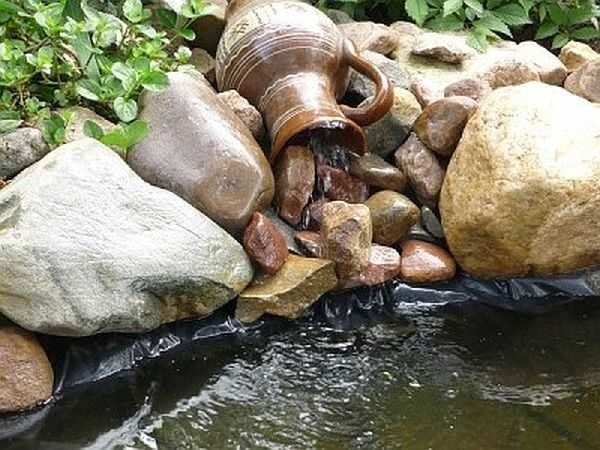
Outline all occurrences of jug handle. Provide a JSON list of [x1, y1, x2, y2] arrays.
[[340, 39, 394, 126]]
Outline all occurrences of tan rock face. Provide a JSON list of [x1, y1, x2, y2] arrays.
[[340, 244, 401, 288], [516, 41, 567, 85], [339, 21, 398, 55], [321, 201, 372, 281], [349, 153, 408, 192], [366, 191, 420, 246], [565, 60, 600, 103], [244, 212, 289, 274], [394, 133, 445, 208], [400, 240, 456, 283], [414, 96, 478, 156], [217, 90, 266, 141], [275, 146, 315, 226], [440, 82, 600, 278], [0, 323, 53, 413], [560, 41, 600, 73], [410, 79, 442, 108], [411, 32, 477, 64], [317, 164, 369, 203], [481, 59, 540, 89], [236, 255, 337, 323]]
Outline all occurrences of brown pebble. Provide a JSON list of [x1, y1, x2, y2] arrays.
[[317, 164, 369, 203], [340, 244, 402, 289], [400, 240, 456, 283], [366, 191, 420, 246], [294, 231, 323, 258], [444, 78, 491, 102], [275, 145, 315, 226], [349, 153, 408, 192], [243, 212, 289, 274]]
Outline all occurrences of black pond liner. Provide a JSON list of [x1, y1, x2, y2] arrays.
[[2, 269, 600, 440]]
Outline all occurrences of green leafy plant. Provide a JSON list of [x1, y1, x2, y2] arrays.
[[316, 0, 600, 51], [0, 0, 212, 153]]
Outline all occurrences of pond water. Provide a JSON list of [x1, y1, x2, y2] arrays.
[[3, 294, 600, 450]]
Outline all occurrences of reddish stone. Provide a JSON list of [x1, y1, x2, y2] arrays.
[[317, 164, 369, 203], [399, 240, 456, 283], [294, 231, 323, 258], [349, 153, 408, 192], [274, 145, 315, 226], [307, 199, 328, 231], [341, 244, 401, 288], [444, 78, 491, 102], [243, 212, 289, 274]]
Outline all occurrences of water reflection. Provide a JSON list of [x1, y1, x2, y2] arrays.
[[3, 295, 600, 450]]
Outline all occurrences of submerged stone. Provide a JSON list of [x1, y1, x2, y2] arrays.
[[236, 255, 337, 323], [0, 139, 253, 336]]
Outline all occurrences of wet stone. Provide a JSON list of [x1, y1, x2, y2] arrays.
[[306, 198, 328, 231], [405, 223, 439, 245], [394, 133, 445, 208], [366, 191, 420, 246], [294, 231, 323, 258], [349, 153, 408, 192], [236, 255, 337, 323], [444, 78, 491, 102], [400, 240, 456, 283], [414, 96, 478, 156], [421, 206, 444, 239], [321, 201, 372, 281], [339, 244, 401, 289], [317, 164, 369, 203], [275, 145, 315, 226], [244, 212, 289, 274], [363, 87, 422, 158], [264, 208, 301, 255]]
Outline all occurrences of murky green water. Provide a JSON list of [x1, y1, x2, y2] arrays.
[[4, 298, 600, 450]]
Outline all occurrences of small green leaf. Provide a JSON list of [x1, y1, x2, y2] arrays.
[[76, 79, 102, 101], [464, 0, 483, 16], [140, 71, 169, 92], [83, 120, 105, 140], [443, 0, 463, 17], [0, 119, 22, 135], [468, 26, 489, 52], [178, 28, 196, 41], [113, 97, 138, 122], [123, 0, 143, 23], [111, 62, 137, 89], [571, 26, 600, 41], [534, 21, 559, 40], [425, 15, 465, 31], [546, 4, 568, 26], [123, 120, 149, 147], [405, 0, 429, 26], [476, 13, 512, 37], [552, 33, 570, 49], [493, 4, 532, 26]]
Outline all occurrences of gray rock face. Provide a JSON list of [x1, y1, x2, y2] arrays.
[[348, 51, 412, 99], [0, 139, 253, 336], [0, 128, 50, 179]]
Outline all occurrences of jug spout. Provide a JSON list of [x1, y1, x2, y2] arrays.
[[263, 72, 366, 162]]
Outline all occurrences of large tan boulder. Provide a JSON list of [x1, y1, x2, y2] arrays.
[[440, 82, 600, 278]]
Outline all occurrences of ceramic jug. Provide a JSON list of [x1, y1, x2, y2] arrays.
[[215, 0, 394, 163]]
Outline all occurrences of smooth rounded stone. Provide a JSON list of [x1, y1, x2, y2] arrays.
[[414, 96, 477, 156], [339, 244, 401, 289], [444, 78, 491, 102], [275, 145, 315, 226], [128, 71, 274, 234], [62, 106, 116, 143], [190, 48, 216, 86], [481, 59, 540, 89], [235, 255, 337, 323], [294, 231, 323, 258], [0, 128, 49, 179], [244, 212, 289, 274], [339, 21, 398, 55], [217, 90, 266, 141], [560, 41, 600, 73], [362, 87, 422, 157], [321, 201, 372, 280], [400, 240, 456, 283], [411, 32, 477, 64], [564, 60, 600, 103], [421, 206, 444, 239], [347, 50, 412, 99], [440, 82, 600, 278], [307, 198, 328, 231], [516, 41, 567, 86], [409, 78, 443, 108], [366, 190, 420, 246], [404, 222, 439, 245], [0, 139, 253, 336], [349, 153, 408, 192], [394, 133, 445, 208], [0, 322, 53, 413], [317, 164, 369, 203]]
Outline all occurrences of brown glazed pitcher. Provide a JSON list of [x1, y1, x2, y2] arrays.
[[215, 0, 394, 163]]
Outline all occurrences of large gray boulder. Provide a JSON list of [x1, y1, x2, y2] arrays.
[[0, 139, 253, 336]]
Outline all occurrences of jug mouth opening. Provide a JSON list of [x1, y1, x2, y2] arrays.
[[271, 117, 366, 164]]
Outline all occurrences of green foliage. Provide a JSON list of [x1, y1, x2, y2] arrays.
[[0, 0, 212, 153], [317, 0, 600, 51]]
